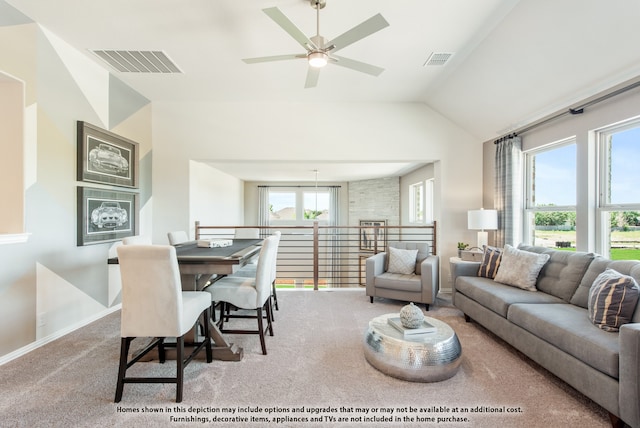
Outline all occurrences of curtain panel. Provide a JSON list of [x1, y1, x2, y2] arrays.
[[495, 136, 523, 247]]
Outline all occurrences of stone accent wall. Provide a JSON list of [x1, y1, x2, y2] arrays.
[[348, 177, 400, 226]]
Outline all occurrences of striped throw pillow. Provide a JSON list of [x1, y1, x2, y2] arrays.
[[477, 245, 502, 279], [588, 269, 640, 332]]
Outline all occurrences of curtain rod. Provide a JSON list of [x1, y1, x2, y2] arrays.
[[494, 79, 640, 144], [257, 185, 341, 188]]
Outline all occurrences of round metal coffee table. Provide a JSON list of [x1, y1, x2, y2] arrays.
[[363, 313, 462, 382]]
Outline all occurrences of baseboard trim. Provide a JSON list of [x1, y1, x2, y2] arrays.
[[0, 304, 121, 366]]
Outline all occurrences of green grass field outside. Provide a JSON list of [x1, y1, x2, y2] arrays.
[[535, 230, 640, 260]]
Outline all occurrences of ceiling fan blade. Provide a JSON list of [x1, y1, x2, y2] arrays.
[[328, 13, 389, 53], [263, 7, 317, 50], [305, 67, 321, 88], [331, 55, 384, 76], [242, 54, 303, 64]]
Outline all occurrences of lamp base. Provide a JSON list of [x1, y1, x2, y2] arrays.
[[476, 231, 488, 249]]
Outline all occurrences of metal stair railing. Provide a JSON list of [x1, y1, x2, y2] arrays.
[[195, 221, 436, 290]]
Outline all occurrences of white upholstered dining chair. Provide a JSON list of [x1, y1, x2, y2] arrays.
[[115, 245, 212, 403], [228, 231, 281, 315], [122, 235, 152, 245], [167, 230, 189, 245], [203, 235, 278, 355], [234, 228, 260, 239]]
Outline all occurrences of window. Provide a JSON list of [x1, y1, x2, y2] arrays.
[[409, 179, 434, 224], [524, 138, 577, 248], [268, 188, 331, 224], [268, 191, 296, 221], [303, 191, 329, 220], [409, 182, 424, 223], [597, 118, 640, 260]]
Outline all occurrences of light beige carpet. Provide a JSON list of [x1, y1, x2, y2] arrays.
[[0, 289, 609, 427]]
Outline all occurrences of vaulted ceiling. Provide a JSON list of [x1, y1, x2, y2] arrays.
[[8, 0, 640, 181]]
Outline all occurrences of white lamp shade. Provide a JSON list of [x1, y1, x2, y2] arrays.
[[468, 209, 498, 230]]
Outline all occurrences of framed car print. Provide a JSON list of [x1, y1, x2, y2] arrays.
[[77, 121, 139, 188], [360, 220, 386, 252], [77, 187, 138, 246]]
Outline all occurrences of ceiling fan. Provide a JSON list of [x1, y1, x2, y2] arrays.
[[242, 0, 389, 88]]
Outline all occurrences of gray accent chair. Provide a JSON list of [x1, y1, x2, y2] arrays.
[[365, 241, 439, 310]]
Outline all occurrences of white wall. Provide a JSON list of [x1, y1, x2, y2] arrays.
[[152, 101, 483, 289], [188, 160, 244, 240]]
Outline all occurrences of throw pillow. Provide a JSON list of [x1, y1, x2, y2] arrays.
[[387, 247, 419, 275], [477, 245, 502, 279], [493, 244, 550, 291], [588, 268, 640, 332]]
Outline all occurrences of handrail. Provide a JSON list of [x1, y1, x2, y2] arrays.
[[195, 221, 437, 290]]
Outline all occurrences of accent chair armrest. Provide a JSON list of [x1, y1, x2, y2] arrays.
[[619, 322, 640, 428], [419, 255, 439, 304], [365, 252, 387, 293]]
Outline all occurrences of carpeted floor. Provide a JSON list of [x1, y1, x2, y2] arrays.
[[0, 289, 609, 427]]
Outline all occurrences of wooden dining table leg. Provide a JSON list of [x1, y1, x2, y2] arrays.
[[208, 318, 244, 361], [181, 272, 244, 361]]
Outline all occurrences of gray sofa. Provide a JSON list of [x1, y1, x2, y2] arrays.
[[451, 245, 640, 428]]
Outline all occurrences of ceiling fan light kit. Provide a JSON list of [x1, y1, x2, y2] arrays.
[[242, 0, 389, 87], [308, 51, 328, 68]]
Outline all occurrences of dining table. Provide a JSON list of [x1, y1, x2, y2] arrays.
[[109, 238, 263, 361]]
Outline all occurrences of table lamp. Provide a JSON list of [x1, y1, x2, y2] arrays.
[[467, 208, 498, 248]]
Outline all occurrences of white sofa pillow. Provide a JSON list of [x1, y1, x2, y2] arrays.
[[494, 244, 550, 291], [387, 247, 418, 275]]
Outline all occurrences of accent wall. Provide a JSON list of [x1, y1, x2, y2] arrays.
[[0, 0, 152, 360]]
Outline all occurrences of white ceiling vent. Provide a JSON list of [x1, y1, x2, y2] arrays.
[[423, 52, 454, 66], [91, 50, 182, 73]]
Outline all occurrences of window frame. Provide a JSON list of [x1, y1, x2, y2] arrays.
[[523, 137, 577, 245], [268, 187, 331, 225], [408, 179, 434, 225], [595, 116, 640, 257]]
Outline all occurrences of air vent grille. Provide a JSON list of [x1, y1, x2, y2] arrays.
[[92, 50, 182, 73], [423, 52, 454, 66]]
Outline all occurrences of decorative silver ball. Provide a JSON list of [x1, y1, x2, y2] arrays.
[[400, 302, 425, 329]]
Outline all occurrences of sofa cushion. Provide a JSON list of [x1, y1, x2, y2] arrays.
[[387, 247, 418, 274], [518, 245, 594, 302], [375, 272, 421, 292], [477, 245, 502, 279], [494, 245, 550, 291], [455, 276, 564, 317], [507, 303, 620, 378], [588, 268, 640, 332], [572, 257, 640, 321]]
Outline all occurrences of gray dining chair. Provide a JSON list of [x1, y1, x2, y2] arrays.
[[115, 244, 212, 403], [203, 235, 278, 355]]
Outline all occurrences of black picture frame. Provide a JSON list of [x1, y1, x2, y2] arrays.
[[360, 220, 387, 251], [77, 187, 138, 246], [77, 121, 139, 188]]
